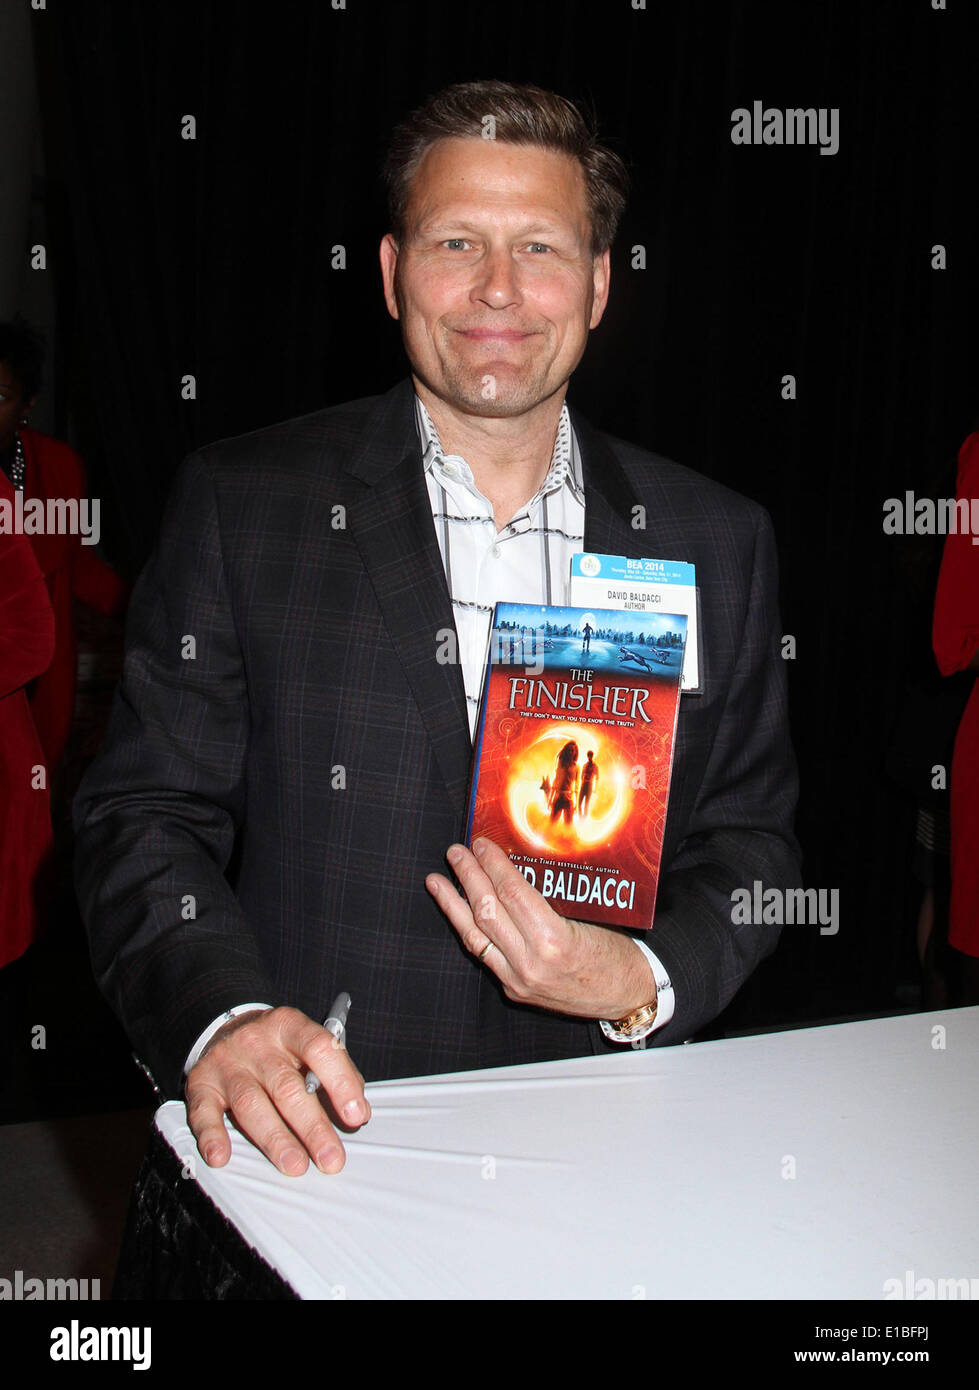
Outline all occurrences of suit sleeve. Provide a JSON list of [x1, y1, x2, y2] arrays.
[[645, 504, 802, 1043], [72, 451, 280, 1099]]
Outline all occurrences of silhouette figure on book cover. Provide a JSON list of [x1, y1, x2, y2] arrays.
[[579, 751, 600, 817], [549, 742, 580, 824]]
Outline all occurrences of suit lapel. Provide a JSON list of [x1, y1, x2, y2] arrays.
[[573, 410, 643, 557], [572, 407, 699, 565], [342, 378, 472, 815]]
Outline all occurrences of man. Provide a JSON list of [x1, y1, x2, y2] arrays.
[[578, 751, 599, 818], [74, 80, 801, 1181]]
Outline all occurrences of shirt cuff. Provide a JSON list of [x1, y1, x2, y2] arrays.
[[631, 937, 675, 1029], [184, 1003, 274, 1076], [599, 938, 675, 1044]]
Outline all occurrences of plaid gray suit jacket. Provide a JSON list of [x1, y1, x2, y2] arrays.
[[73, 376, 801, 1099]]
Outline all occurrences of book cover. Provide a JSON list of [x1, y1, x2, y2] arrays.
[[465, 602, 687, 930]]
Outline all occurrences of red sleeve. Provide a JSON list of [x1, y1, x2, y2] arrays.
[[933, 431, 979, 676], [0, 528, 55, 699]]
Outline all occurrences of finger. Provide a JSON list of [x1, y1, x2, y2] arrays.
[[456, 838, 546, 948], [426, 863, 523, 999], [222, 1071, 319, 1175], [336, 1051, 371, 1120], [467, 828, 550, 950], [249, 1053, 350, 1173], [285, 1011, 370, 1130], [427, 854, 513, 963], [186, 1076, 234, 1168]]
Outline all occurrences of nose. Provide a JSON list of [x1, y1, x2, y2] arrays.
[[470, 246, 522, 311]]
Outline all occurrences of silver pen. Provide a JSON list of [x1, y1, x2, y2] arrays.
[[304, 992, 352, 1094]]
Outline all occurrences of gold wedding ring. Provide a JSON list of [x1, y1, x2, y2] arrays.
[[477, 940, 494, 961]]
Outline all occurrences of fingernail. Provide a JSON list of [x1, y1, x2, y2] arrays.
[[316, 1146, 341, 1170], [281, 1146, 303, 1170], [203, 1144, 219, 1165], [472, 837, 487, 856], [447, 845, 464, 865], [343, 1099, 363, 1122]]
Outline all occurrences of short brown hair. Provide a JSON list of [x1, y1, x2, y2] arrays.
[[382, 80, 630, 256]]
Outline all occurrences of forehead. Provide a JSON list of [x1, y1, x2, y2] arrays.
[[405, 136, 588, 235]]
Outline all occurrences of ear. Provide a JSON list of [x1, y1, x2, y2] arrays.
[[379, 234, 400, 320], [589, 248, 611, 330]]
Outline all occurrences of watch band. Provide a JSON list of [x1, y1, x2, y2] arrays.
[[599, 998, 659, 1044]]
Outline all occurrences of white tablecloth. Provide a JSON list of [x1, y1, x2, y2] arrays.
[[156, 1007, 979, 1299]]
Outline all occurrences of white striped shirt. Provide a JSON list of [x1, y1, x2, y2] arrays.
[[416, 393, 585, 738]]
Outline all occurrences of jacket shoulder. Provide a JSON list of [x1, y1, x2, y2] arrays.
[[191, 391, 388, 483], [596, 426, 771, 531]]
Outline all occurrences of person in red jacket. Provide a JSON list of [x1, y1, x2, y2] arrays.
[[0, 318, 129, 789], [932, 429, 979, 1004], [0, 489, 56, 969]]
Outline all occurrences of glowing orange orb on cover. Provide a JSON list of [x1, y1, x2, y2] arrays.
[[505, 723, 632, 850]]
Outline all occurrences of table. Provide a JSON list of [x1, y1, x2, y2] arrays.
[[115, 1008, 979, 1299]]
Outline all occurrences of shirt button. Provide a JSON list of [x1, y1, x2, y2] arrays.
[[442, 461, 458, 478], [492, 544, 502, 559]]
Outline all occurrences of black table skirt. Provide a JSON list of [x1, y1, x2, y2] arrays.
[[114, 1118, 299, 1300]]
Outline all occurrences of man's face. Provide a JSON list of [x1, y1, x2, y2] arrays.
[[380, 137, 610, 418]]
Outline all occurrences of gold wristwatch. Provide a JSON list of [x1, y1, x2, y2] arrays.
[[599, 997, 658, 1043]]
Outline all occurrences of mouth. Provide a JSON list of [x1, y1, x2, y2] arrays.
[[456, 329, 534, 342]]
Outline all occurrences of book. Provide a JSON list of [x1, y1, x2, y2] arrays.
[[569, 552, 701, 693], [464, 602, 688, 930]]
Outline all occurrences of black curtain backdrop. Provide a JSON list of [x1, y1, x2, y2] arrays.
[[30, 0, 979, 1032]]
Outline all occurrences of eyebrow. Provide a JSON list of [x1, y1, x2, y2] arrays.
[[418, 221, 574, 240]]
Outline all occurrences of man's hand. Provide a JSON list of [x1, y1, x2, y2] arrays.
[[185, 1006, 371, 1176], [426, 837, 655, 1020]]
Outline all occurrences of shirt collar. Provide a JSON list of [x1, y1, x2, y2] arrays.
[[414, 392, 582, 500]]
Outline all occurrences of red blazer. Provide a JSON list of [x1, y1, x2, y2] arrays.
[[0, 485, 56, 969], [19, 427, 129, 775], [933, 431, 979, 957]]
